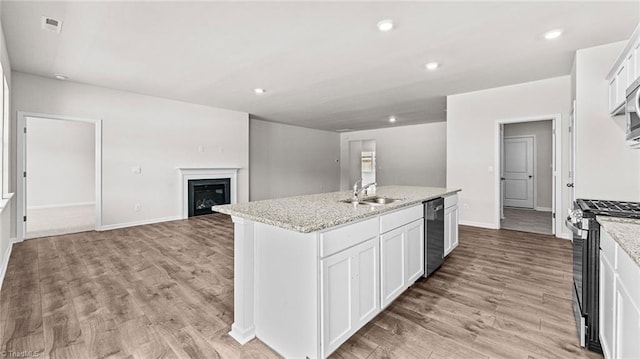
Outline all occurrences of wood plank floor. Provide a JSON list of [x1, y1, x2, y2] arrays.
[[0, 214, 603, 359]]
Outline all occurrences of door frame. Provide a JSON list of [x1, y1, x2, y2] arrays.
[[494, 114, 562, 236], [16, 111, 102, 242], [502, 135, 536, 209]]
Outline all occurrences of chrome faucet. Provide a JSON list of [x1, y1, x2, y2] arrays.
[[352, 180, 377, 201]]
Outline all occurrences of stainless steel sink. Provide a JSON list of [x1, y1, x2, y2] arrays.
[[361, 197, 399, 205], [339, 196, 399, 206]]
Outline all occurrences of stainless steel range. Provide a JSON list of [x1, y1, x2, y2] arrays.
[[566, 199, 640, 353]]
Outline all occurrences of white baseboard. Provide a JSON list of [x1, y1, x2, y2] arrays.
[[558, 232, 572, 240], [27, 202, 95, 210], [459, 220, 499, 229], [535, 207, 553, 212], [99, 215, 182, 231], [0, 238, 17, 291]]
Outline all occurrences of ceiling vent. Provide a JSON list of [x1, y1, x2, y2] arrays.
[[41, 16, 63, 34]]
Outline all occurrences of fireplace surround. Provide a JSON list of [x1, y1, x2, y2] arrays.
[[178, 168, 239, 218]]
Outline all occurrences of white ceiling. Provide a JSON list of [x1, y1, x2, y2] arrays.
[[2, 1, 638, 131]]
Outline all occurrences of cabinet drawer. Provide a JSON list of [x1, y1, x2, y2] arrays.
[[380, 205, 423, 234], [320, 217, 378, 258], [600, 230, 616, 266], [617, 245, 640, 306], [444, 194, 458, 208]]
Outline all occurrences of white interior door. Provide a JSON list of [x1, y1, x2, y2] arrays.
[[503, 136, 534, 208]]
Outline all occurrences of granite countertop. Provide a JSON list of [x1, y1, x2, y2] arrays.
[[213, 185, 461, 233], [597, 216, 640, 266]]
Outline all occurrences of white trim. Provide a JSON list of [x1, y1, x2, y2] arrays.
[[494, 114, 562, 237], [535, 207, 553, 212], [17, 112, 102, 241], [178, 167, 239, 219], [98, 215, 182, 231], [0, 192, 13, 212], [459, 220, 498, 229], [0, 237, 17, 290], [27, 202, 95, 210]]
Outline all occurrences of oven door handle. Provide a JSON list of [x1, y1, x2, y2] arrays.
[[565, 218, 587, 239]]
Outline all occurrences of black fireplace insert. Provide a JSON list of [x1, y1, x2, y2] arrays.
[[188, 178, 231, 217]]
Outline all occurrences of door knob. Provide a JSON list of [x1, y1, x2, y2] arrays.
[[567, 183, 574, 188], [528, 175, 533, 179]]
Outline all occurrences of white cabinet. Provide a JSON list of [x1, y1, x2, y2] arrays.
[[405, 218, 425, 284], [379, 204, 425, 309], [380, 225, 406, 308], [599, 229, 640, 359], [599, 237, 615, 359], [444, 194, 459, 256], [607, 23, 640, 115], [321, 237, 379, 356]]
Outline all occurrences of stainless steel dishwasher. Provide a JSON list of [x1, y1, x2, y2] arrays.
[[424, 198, 444, 277]]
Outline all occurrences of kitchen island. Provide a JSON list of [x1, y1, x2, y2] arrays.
[[213, 185, 461, 358]]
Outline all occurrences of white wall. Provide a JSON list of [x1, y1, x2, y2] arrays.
[[249, 119, 340, 201], [504, 120, 553, 210], [26, 117, 95, 208], [574, 41, 640, 201], [340, 122, 447, 190], [12, 72, 249, 228], [447, 76, 570, 234]]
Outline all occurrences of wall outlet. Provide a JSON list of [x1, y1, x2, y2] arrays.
[[132, 166, 142, 174], [198, 145, 205, 153], [134, 204, 142, 212]]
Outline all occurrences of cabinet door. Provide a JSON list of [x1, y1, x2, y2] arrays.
[[380, 226, 406, 308], [450, 206, 459, 251], [321, 238, 380, 357], [609, 77, 618, 113], [635, 42, 640, 84], [321, 248, 355, 355], [444, 206, 453, 256], [405, 219, 424, 284], [615, 278, 640, 359], [354, 238, 379, 327], [617, 64, 628, 109], [599, 251, 616, 359]]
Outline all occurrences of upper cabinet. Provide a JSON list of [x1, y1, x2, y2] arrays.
[[607, 23, 640, 116]]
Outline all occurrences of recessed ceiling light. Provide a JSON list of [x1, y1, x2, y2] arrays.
[[543, 29, 563, 40], [254, 88, 266, 94], [425, 62, 439, 71], [389, 116, 397, 123], [54, 74, 67, 80], [377, 19, 394, 32]]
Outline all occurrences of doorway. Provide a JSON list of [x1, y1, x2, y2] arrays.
[[17, 112, 102, 241], [496, 116, 561, 236], [348, 139, 376, 188]]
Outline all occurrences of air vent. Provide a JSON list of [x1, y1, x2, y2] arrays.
[[41, 16, 63, 33]]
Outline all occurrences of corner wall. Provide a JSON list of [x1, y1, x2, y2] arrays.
[[11, 72, 249, 229], [574, 41, 640, 201], [339, 122, 447, 190], [447, 76, 570, 235], [0, 12, 13, 286], [249, 119, 340, 201]]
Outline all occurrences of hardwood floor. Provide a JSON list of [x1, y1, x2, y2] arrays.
[[0, 214, 602, 359], [501, 208, 553, 235]]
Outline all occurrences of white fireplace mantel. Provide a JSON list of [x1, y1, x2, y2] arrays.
[[178, 167, 239, 218]]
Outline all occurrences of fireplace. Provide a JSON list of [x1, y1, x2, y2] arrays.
[[179, 167, 239, 219], [187, 178, 231, 217]]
